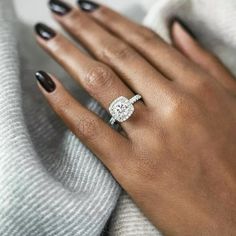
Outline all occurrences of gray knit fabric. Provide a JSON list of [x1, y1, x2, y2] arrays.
[[108, 192, 160, 236], [0, 0, 120, 235]]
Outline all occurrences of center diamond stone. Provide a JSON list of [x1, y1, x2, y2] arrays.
[[109, 96, 134, 122]]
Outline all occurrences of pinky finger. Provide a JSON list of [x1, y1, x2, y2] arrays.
[[171, 21, 236, 93], [35, 71, 130, 175]]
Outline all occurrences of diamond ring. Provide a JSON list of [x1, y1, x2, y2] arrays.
[[109, 94, 142, 125]]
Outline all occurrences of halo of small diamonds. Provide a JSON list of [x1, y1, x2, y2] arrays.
[[109, 95, 142, 125]]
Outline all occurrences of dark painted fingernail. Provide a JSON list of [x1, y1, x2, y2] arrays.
[[173, 18, 197, 39], [77, 0, 99, 12], [35, 23, 56, 40], [35, 71, 56, 93], [49, 0, 71, 16]]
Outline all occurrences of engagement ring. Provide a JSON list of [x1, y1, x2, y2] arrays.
[[109, 94, 142, 125]]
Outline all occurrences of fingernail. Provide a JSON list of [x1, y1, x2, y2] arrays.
[[77, 0, 99, 12], [35, 23, 56, 40], [49, 0, 71, 16], [35, 71, 56, 93]]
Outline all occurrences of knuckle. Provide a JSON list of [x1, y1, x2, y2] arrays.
[[85, 65, 113, 92], [101, 42, 134, 61], [165, 95, 196, 120], [76, 117, 98, 141]]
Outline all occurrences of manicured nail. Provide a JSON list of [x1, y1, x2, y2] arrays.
[[35, 23, 56, 40], [77, 0, 99, 12], [49, 0, 71, 16], [173, 18, 196, 39], [35, 71, 56, 93]]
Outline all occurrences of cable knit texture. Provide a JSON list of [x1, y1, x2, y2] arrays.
[[0, 0, 236, 235]]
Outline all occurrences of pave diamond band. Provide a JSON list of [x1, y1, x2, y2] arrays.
[[129, 94, 142, 104], [109, 94, 142, 125]]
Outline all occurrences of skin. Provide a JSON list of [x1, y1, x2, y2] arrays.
[[35, 3, 236, 236]]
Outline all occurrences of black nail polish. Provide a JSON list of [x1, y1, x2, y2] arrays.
[[49, 0, 71, 16], [35, 71, 56, 93], [77, 0, 99, 12], [173, 18, 197, 39], [35, 23, 56, 40]]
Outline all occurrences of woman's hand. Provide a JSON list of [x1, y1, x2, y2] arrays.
[[34, 1, 236, 235]]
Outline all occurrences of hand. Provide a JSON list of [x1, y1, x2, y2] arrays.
[[34, 1, 236, 235]]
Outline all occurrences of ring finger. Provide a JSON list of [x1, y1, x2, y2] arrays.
[[35, 23, 145, 131]]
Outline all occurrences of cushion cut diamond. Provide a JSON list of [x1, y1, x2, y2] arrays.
[[109, 96, 134, 122]]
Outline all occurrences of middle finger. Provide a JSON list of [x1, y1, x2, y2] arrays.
[[48, 0, 172, 105]]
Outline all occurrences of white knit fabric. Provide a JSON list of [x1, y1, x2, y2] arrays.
[[0, 0, 236, 235]]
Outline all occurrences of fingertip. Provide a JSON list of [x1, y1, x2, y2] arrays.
[[170, 20, 200, 57], [171, 19, 196, 40], [171, 21, 191, 46], [171, 20, 180, 37]]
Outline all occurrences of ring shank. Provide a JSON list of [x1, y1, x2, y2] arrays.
[[129, 94, 142, 104]]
